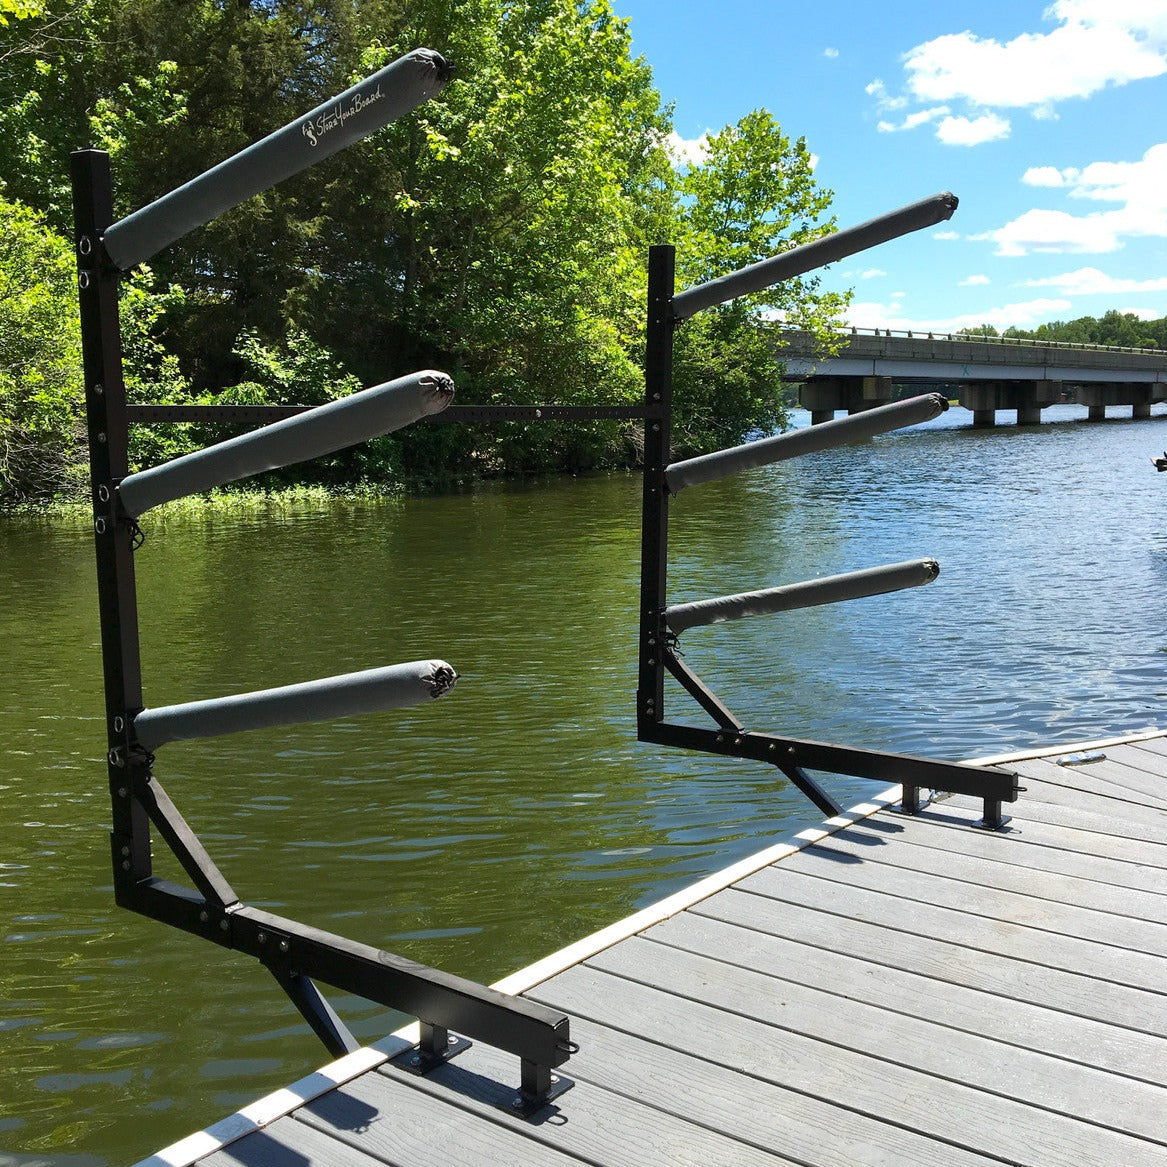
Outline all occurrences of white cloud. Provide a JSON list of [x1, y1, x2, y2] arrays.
[[870, 4, 1167, 144], [865, 79, 908, 111], [845, 296, 1073, 333], [902, 4, 1167, 109], [960, 274, 991, 286], [933, 229, 960, 240], [935, 113, 1011, 145], [860, 268, 887, 279], [824, 47, 839, 59], [1120, 305, 1162, 320], [1024, 266, 1167, 294], [666, 130, 710, 167], [877, 106, 950, 133], [1022, 166, 1071, 187], [983, 143, 1167, 255]]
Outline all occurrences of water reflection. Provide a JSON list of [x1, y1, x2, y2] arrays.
[[1, 404, 1165, 1163]]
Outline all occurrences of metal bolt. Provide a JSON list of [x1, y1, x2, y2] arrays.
[[447, 1035, 457, 1046], [410, 1055, 421, 1067], [78, 272, 90, 289], [534, 409, 542, 418], [279, 940, 289, 953], [511, 1097, 523, 1109], [716, 734, 725, 745], [647, 658, 655, 666], [257, 932, 267, 945], [121, 845, 130, 857], [97, 432, 107, 444], [122, 860, 131, 871], [787, 746, 796, 756], [116, 786, 127, 798], [94, 518, 106, 535], [550, 1075, 559, 1085], [79, 236, 93, 255], [768, 743, 776, 752], [219, 919, 229, 932], [108, 748, 124, 767], [734, 737, 743, 747], [199, 911, 209, 923], [113, 715, 124, 733], [93, 383, 103, 396], [647, 637, 656, 646], [652, 423, 660, 432], [97, 485, 110, 503]]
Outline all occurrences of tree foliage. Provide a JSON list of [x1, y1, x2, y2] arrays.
[[960, 310, 1167, 350], [0, 0, 852, 499]]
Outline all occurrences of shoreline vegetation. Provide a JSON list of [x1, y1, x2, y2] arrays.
[[0, 0, 852, 510], [5, 3, 1165, 513]]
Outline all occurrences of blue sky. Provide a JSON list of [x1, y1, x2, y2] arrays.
[[615, 0, 1167, 332]]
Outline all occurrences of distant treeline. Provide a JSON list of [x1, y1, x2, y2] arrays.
[[959, 310, 1167, 350], [0, 0, 852, 504]]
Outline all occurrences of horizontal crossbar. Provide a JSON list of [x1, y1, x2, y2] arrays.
[[127, 878, 572, 1071], [641, 721, 1019, 802]]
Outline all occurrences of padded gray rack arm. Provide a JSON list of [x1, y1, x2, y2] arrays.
[[664, 559, 940, 634], [671, 191, 958, 320], [117, 370, 454, 516], [101, 48, 453, 270]]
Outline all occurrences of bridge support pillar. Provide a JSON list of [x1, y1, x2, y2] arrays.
[[1134, 401, 1152, 419], [799, 378, 846, 423], [1016, 379, 1061, 425], [960, 382, 1001, 427], [847, 376, 894, 415]]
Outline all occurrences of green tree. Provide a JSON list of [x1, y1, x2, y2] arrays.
[[0, 195, 83, 501], [667, 109, 849, 455]]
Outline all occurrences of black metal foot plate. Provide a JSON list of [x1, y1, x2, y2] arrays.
[[500, 1073, 574, 1117], [390, 1033, 472, 1075]]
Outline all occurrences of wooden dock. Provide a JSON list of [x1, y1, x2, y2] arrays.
[[140, 730, 1167, 1167]]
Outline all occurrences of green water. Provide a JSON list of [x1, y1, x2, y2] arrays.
[[3, 405, 1166, 1164]]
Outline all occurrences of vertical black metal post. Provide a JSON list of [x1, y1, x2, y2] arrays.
[[71, 148, 153, 900], [637, 246, 675, 736]]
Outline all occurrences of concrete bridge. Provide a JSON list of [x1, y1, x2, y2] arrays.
[[780, 328, 1167, 425]]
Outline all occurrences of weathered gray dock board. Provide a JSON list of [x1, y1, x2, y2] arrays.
[[142, 730, 1167, 1167]]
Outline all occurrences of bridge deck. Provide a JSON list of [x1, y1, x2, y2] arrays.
[[143, 731, 1167, 1167]]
